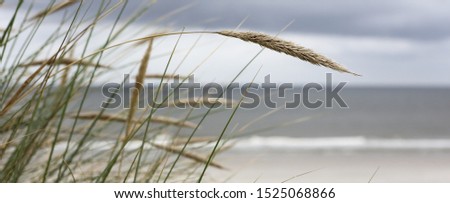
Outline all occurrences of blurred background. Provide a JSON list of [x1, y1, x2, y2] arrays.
[[2, 0, 450, 85]]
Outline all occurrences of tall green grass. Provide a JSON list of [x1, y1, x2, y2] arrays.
[[0, 0, 355, 183]]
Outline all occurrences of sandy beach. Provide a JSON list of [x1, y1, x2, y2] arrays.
[[207, 150, 450, 183]]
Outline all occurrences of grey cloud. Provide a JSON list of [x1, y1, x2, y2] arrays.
[[16, 0, 450, 40], [132, 0, 450, 40]]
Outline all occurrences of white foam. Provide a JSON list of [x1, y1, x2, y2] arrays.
[[47, 136, 450, 153], [233, 136, 450, 150]]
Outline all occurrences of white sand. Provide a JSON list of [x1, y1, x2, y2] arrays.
[[206, 150, 450, 182]]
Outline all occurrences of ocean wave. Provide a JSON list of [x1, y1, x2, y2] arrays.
[[46, 136, 450, 153], [232, 136, 450, 150]]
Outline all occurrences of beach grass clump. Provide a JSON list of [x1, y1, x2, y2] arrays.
[[0, 0, 357, 183]]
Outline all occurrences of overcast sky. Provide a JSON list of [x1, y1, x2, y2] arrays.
[[139, 0, 450, 40], [2, 0, 450, 86]]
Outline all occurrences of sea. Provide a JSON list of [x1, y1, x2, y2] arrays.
[[82, 86, 450, 152]]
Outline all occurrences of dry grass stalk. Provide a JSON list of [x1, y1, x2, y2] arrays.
[[145, 74, 188, 80], [48, 126, 89, 136], [127, 39, 154, 136], [134, 30, 169, 47], [30, 0, 79, 20], [170, 137, 215, 146], [18, 58, 108, 69], [70, 112, 130, 123], [217, 31, 360, 76], [0, 56, 57, 117], [148, 116, 197, 128], [61, 66, 70, 86], [151, 143, 225, 169], [72, 112, 197, 128], [168, 97, 237, 108]]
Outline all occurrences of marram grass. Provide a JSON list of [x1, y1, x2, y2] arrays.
[[18, 58, 109, 69], [30, 0, 80, 20], [217, 30, 360, 76], [0, 0, 358, 183], [126, 39, 154, 136]]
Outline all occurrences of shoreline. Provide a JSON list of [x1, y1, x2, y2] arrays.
[[206, 150, 450, 183]]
